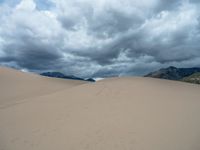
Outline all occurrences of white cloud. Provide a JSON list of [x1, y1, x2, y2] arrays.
[[16, 0, 36, 11]]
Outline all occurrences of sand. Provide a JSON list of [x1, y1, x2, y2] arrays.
[[0, 67, 200, 150], [0, 67, 86, 108]]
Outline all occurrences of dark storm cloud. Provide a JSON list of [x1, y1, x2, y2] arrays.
[[155, 0, 182, 12], [1, 42, 63, 70], [0, 0, 200, 78], [87, 8, 144, 38]]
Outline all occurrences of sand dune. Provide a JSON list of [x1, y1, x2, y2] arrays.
[[0, 67, 86, 108], [0, 67, 200, 150]]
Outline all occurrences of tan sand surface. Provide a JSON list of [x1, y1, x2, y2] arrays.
[[0, 67, 200, 150], [0, 67, 86, 108]]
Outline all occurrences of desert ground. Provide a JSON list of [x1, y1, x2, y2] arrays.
[[0, 67, 200, 150]]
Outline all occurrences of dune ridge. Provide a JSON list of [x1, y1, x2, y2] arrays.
[[0, 67, 200, 150], [0, 67, 87, 108]]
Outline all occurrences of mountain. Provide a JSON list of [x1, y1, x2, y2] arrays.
[[40, 72, 95, 82], [144, 66, 200, 80], [182, 72, 200, 84]]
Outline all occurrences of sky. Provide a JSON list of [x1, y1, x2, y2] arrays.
[[0, 0, 200, 78]]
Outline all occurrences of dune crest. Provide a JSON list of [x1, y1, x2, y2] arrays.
[[0, 67, 87, 107]]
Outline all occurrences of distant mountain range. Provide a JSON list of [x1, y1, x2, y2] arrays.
[[145, 66, 200, 84], [40, 67, 200, 84], [40, 72, 95, 82], [182, 72, 200, 84]]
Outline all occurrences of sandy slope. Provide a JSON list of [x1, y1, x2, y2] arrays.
[[0, 67, 86, 108], [1, 68, 200, 150]]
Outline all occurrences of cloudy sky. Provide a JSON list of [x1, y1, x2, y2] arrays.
[[0, 0, 200, 78]]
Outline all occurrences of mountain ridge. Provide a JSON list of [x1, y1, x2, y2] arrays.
[[144, 66, 200, 84], [40, 72, 95, 82]]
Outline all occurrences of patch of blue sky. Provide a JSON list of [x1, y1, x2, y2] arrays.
[[0, 0, 55, 10], [0, 0, 21, 6], [34, 0, 55, 10]]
